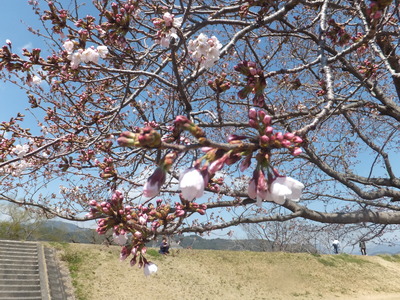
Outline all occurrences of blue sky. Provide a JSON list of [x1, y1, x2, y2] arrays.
[[0, 1, 45, 121]]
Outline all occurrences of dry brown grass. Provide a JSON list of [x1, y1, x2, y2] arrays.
[[50, 243, 400, 300]]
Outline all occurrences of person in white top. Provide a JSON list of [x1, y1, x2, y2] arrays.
[[332, 239, 340, 254]]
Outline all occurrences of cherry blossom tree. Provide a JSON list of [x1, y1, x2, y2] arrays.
[[1, 0, 400, 272]]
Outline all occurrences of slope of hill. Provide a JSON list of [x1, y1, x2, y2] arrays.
[[49, 243, 400, 300]]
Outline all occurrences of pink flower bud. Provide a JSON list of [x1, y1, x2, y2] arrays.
[[292, 147, 302, 156], [89, 200, 97, 206], [248, 108, 257, 120], [249, 119, 258, 129], [175, 209, 185, 217], [265, 126, 274, 135], [284, 132, 295, 140], [260, 135, 269, 144], [263, 115, 272, 125], [281, 140, 291, 148], [275, 132, 284, 141], [293, 136, 303, 144], [257, 110, 266, 121]]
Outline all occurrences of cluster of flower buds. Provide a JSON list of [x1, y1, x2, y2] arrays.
[[41, 1, 68, 34], [22, 48, 42, 64], [316, 80, 327, 96], [78, 149, 95, 163], [208, 73, 231, 93], [88, 189, 207, 275], [327, 19, 351, 47], [202, 147, 242, 175], [248, 108, 303, 156], [367, 0, 392, 20], [96, 157, 117, 179], [239, 0, 273, 18], [101, 2, 140, 37], [175, 201, 207, 216], [358, 59, 379, 78], [0, 44, 30, 72], [279, 74, 302, 90], [117, 127, 162, 148], [173, 115, 206, 141], [351, 33, 369, 55], [234, 61, 267, 107]]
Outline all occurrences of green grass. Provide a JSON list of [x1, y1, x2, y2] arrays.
[[334, 253, 369, 264], [146, 248, 162, 258], [317, 253, 368, 267], [317, 257, 336, 267], [378, 254, 400, 262]]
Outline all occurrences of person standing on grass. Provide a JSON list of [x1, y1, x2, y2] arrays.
[[332, 239, 340, 254], [359, 240, 367, 255]]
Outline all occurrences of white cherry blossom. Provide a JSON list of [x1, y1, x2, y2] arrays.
[[143, 262, 158, 277], [179, 168, 205, 201]]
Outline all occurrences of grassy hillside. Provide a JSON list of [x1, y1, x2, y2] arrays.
[[49, 243, 400, 300]]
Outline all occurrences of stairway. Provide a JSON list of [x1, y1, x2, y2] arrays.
[[0, 239, 54, 299]]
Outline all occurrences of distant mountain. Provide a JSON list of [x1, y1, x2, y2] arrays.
[[149, 234, 317, 253], [38, 221, 316, 253], [44, 220, 86, 232], [367, 244, 400, 255], [35, 220, 109, 244]]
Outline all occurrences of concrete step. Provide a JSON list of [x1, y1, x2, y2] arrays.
[[0, 263, 38, 271], [0, 250, 38, 257], [0, 298, 42, 300], [0, 290, 42, 298], [0, 240, 37, 249], [0, 273, 39, 280], [0, 268, 39, 275], [0, 284, 41, 291], [0, 279, 40, 285], [0, 258, 38, 265]]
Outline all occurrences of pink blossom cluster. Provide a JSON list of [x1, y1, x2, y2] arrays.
[[188, 33, 222, 68], [248, 108, 303, 156], [234, 61, 267, 107], [63, 40, 108, 69], [152, 12, 182, 47]]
